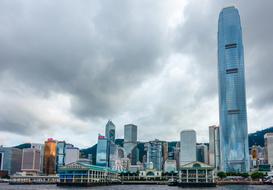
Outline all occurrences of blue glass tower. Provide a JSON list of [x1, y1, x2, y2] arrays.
[[218, 6, 249, 172]]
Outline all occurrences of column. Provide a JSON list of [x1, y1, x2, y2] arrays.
[[88, 171, 90, 183], [205, 169, 208, 183], [186, 169, 188, 183], [196, 169, 198, 183]]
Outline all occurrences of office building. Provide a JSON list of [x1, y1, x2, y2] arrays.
[[65, 147, 79, 165], [180, 130, 196, 166], [123, 124, 138, 162], [96, 135, 109, 167], [264, 133, 273, 166], [21, 148, 41, 175], [43, 138, 57, 175], [105, 120, 116, 142], [0, 147, 22, 175], [218, 6, 249, 172], [162, 142, 168, 163], [145, 139, 163, 171], [31, 143, 44, 173], [209, 125, 220, 170], [121, 158, 131, 171], [174, 142, 180, 169], [164, 159, 177, 173], [197, 144, 209, 164], [56, 141, 66, 172]]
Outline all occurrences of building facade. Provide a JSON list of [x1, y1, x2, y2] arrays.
[[123, 124, 138, 165], [105, 120, 116, 142], [162, 142, 168, 164], [123, 124, 138, 157], [264, 133, 273, 166], [96, 135, 109, 167], [208, 125, 220, 170], [21, 148, 41, 175], [218, 6, 249, 172], [43, 138, 57, 175], [30, 143, 44, 173], [0, 147, 22, 175], [164, 159, 177, 173], [56, 141, 66, 172], [180, 130, 196, 166], [179, 161, 214, 184], [197, 144, 209, 164], [65, 147, 79, 165], [145, 139, 163, 171]]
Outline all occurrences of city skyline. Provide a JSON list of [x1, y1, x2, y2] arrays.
[[0, 1, 273, 148]]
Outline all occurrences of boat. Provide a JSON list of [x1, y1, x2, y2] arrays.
[[167, 178, 178, 186]]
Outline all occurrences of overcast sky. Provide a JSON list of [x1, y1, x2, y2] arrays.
[[0, 0, 273, 148]]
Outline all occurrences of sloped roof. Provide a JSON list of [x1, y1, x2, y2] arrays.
[[180, 161, 214, 170], [59, 161, 118, 173]]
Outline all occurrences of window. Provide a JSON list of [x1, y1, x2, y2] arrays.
[[225, 43, 237, 49], [228, 109, 240, 114], [226, 68, 238, 74]]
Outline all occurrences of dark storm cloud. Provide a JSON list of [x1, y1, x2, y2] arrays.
[[0, 0, 273, 144], [0, 0, 168, 120], [174, 0, 273, 109]]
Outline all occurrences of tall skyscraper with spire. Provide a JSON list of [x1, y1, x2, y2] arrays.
[[105, 120, 115, 142], [218, 6, 249, 172]]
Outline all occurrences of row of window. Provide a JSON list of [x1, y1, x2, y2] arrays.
[[228, 109, 240, 114], [225, 43, 237, 49], [226, 68, 238, 74]]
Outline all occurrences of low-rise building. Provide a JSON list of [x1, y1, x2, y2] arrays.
[[164, 159, 177, 173], [179, 161, 214, 184]]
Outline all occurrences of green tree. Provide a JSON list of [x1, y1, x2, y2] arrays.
[[240, 173, 249, 178], [251, 172, 264, 180], [217, 171, 227, 179]]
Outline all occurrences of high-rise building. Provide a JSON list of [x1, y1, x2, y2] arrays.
[[180, 130, 196, 166], [30, 143, 44, 173], [174, 142, 180, 169], [124, 124, 137, 143], [145, 139, 163, 171], [43, 138, 57, 175], [21, 148, 41, 175], [218, 6, 249, 172], [0, 150, 3, 171], [105, 120, 116, 142], [65, 147, 79, 165], [264, 133, 273, 166], [104, 121, 117, 169], [96, 135, 109, 167], [56, 141, 66, 172], [0, 147, 22, 175], [162, 142, 168, 163], [123, 124, 138, 160], [109, 142, 118, 168], [209, 125, 220, 170], [196, 144, 209, 164]]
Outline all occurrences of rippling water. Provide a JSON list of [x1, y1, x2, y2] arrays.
[[0, 184, 272, 190]]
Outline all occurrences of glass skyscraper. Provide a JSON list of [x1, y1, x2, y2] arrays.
[[218, 6, 249, 172], [96, 135, 109, 167]]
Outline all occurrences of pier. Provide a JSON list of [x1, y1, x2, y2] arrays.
[[9, 175, 59, 185], [57, 161, 120, 186]]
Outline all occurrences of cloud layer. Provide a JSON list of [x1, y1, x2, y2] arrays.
[[0, 0, 272, 147]]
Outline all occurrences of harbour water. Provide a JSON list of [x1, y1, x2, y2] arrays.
[[0, 184, 272, 190]]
